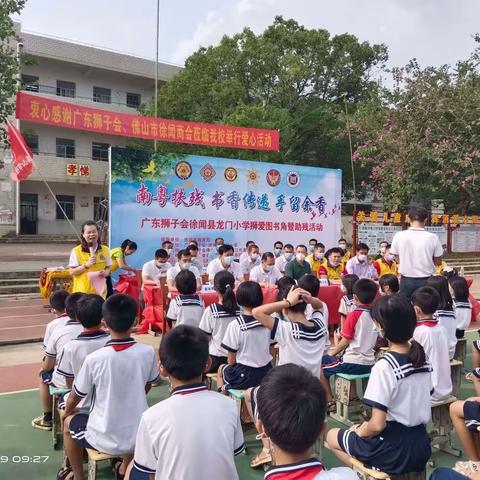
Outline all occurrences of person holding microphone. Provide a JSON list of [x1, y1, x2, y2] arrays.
[[69, 221, 111, 297]]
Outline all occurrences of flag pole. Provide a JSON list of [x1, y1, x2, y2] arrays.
[[7, 120, 82, 243], [154, 0, 160, 152], [15, 40, 22, 235]]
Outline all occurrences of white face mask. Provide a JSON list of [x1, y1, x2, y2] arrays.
[[222, 255, 233, 266], [181, 262, 191, 270], [386, 253, 395, 262], [155, 262, 167, 269], [274, 248, 282, 255], [357, 254, 367, 263], [284, 252, 294, 261], [296, 253, 306, 262], [250, 253, 259, 261], [264, 264, 273, 272], [314, 252, 324, 260], [166, 248, 173, 255], [338, 243, 347, 250], [308, 244, 315, 252]]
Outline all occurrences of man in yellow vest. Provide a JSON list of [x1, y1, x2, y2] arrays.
[[69, 221, 111, 297], [373, 243, 398, 277], [306, 242, 326, 277], [318, 248, 346, 282]]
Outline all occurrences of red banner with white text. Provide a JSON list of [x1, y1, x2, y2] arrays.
[[15, 92, 280, 151]]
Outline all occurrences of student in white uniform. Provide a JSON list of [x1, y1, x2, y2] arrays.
[[240, 243, 261, 280], [449, 276, 472, 339], [199, 271, 240, 373], [246, 284, 329, 467], [217, 281, 273, 391], [60, 294, 159, 480], [274, 243, 294, 274], [166, 270, 205, 328], [412, 286, 453, 403], [298, 275, 330, 326], [33, 292, 84, 431], [207, 244, 243, 283], [252, 365, 357, 480], [166, 249, 202, 293], [427, 276, 457, 359], [43, 290, 70, 350], [249, 252, 283, 287], [127, 326, 244, 480], [338, 274, 359, 329], [141, 249, 172, 287], [327, 294, 432, 476], [56, 294, 110, 411]]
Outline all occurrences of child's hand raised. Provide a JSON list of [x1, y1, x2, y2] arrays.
[[286, 286, 304, 307], [297, 288, 313, 304]]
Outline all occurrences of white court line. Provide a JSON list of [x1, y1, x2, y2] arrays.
[[0, 313, 51, 319], [0, 304, 44, 310], [0, 324, 47, 331], [0, 388, 39, 396]]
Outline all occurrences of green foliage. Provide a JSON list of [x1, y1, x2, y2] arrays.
[[0, 0, 26, 144], [140, 16, 388, 193], [351, 38, 480, 212]]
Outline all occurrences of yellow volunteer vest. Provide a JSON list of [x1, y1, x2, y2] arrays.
[[72, 244, 110, 296], [342, 251, 351, 263], [110, 246, 124, 273], [377, 258, 398, 276], [435, 261, 447, 275], [322, 263, 344, 281], [306, 254, 322, 276]]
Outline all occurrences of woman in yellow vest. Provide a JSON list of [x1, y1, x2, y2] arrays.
[[107, 239, 138, 296], [373, 244, 398, 277], [69, 221, 111, 297], [317, 248, 346, 282]]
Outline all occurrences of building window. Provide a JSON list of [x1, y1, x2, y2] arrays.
[[23, 133, 39, 154], [56, 195, 75, 220], [93, 86, 111, 104], [56, 138, 75, 158], [21, 74, 39, 92], [56, 80, 76, 98], [92, 142, 110, 161], [126, 92, 141, 108]]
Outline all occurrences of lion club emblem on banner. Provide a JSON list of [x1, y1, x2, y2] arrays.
[[286, 171, 300, 188], [224, 167, 238, 182], [175, 161, 192, 180], [266, 169, 281, 187], [200, 163, 216, 182]]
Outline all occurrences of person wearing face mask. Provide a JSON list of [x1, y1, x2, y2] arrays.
[[373, 244, 398, 277], [162, 240, 176, 266], [240, 244, 261, 281], [207, 244, 243, 284], [338, 238, 351, 263], [308, 238, 318, 254], [142, 249, 172, 288], [69, 221, 111, 297], [284, 245, 311, 281], [318, 248, 346, 282], [275, 244, 294, 274], [239, 240, 256, 265], [166, 249, 202, 293], [306, 242, 326, 277], [208, 237, 225, 263], [375, 240, 389, 260], [273, 241, 283, 258], [249, 252, 283, 287], [345, 243, 378, 280]]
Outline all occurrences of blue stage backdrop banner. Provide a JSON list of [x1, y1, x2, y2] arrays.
[[110, 148, 342, 268]]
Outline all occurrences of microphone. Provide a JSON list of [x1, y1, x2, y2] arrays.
[[89, 246, 95, 257]]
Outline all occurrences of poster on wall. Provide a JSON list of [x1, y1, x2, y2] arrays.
[[358, 224, 402, 253], [452, 227, 480, 252], [109, 148, 342, 268]]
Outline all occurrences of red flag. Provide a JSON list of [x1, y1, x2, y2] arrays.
[[7, 120, 35, 181]]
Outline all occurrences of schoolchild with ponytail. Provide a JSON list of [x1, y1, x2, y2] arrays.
[[199, 270, 240, 373], [327, 294, 433, 476]]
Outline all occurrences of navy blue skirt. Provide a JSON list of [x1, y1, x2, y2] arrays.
[[222, 362, 271, 390], [338, 421, 431, 475]]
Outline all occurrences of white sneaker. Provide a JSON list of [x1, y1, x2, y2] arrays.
[[454, 460, 480, 474]]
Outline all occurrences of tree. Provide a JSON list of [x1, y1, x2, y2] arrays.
[[0, 0, 26, 144], [351, 37, 480, 212], [139, 17, 388, 195]]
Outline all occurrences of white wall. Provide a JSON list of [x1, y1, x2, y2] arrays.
[[21, 180, 104, 234]]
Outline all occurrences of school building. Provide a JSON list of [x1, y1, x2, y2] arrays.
[[0, 22, 181, 236]]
